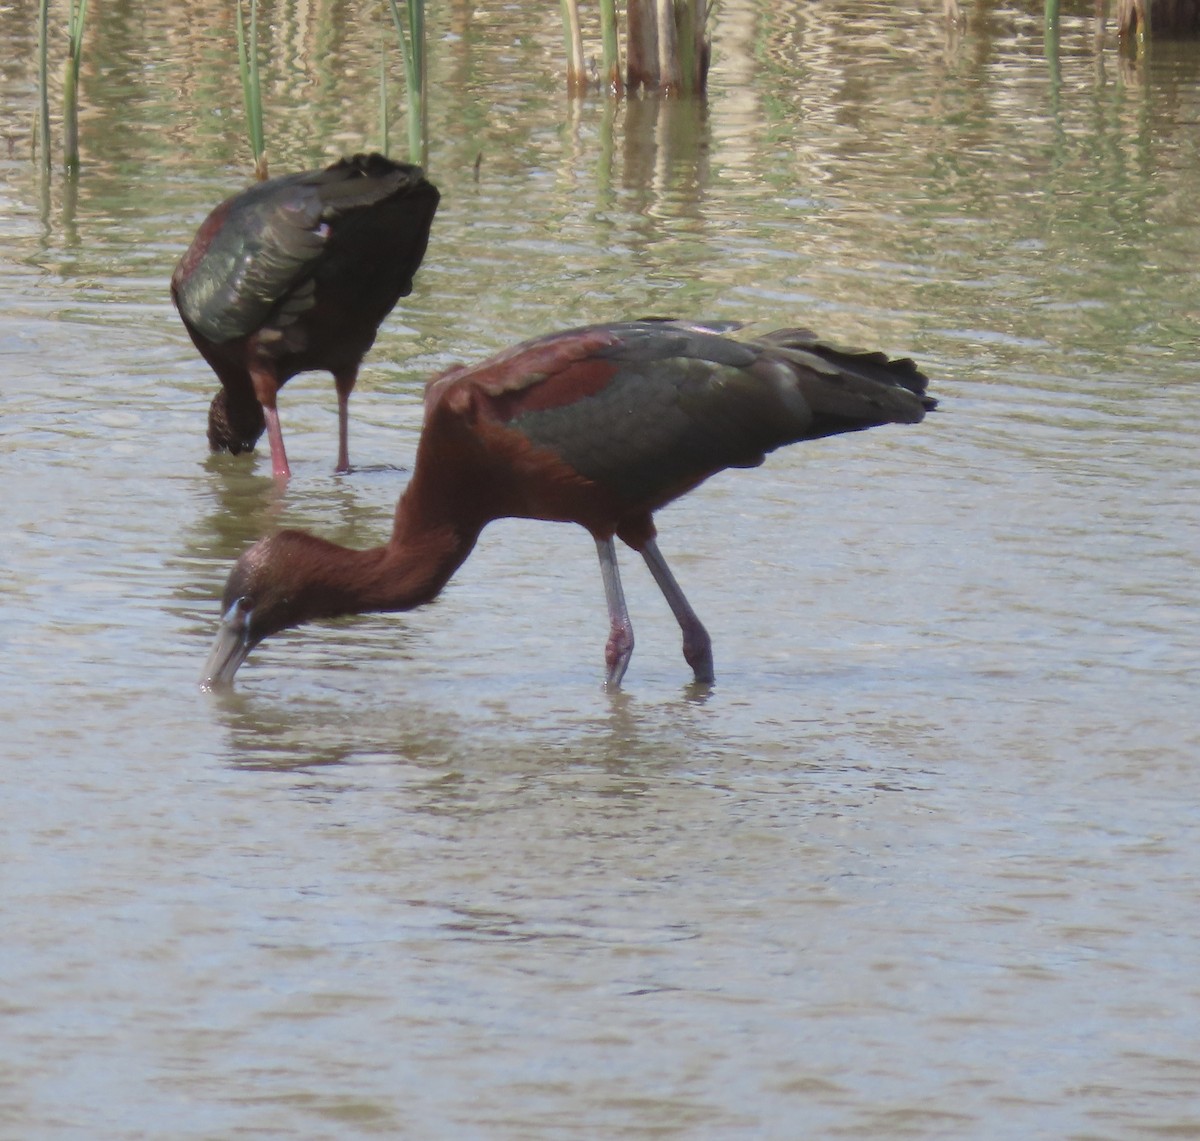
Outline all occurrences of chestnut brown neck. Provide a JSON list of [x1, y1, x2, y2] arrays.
[[289, 515, 479, 626], [263, 406, 501, 633]]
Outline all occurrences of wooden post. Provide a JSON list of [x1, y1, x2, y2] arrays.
[[656, 0, 682, 94], [626, 0, 710, 96], [626, 0, 659, 91], [1118, 0, 1200, 35]]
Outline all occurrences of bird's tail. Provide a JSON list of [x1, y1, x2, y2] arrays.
[[756, 327, 937, 425]]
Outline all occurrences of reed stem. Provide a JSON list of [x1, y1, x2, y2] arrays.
[[600, 0, 622, 93], [64, 0, 88, 173], [386, 0, 427, 165], [409, 0, 426, 166], [36, 0, 51, 169], [560, 0, 586, 94], [656, 0, 681, 92], [379, 37, 389, 156], [235, 0, 267, 179]]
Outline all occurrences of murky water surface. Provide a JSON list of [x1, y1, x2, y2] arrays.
[[2, 1, 1199, 1136]]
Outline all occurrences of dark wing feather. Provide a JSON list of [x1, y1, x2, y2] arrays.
[[507, 359, 797, 503], [173, 171, 321, 344], [174, 156, 435, 346], [474, 321, 932, 506], [755, 328, 935, 416]]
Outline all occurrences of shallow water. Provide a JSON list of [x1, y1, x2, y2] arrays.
[[2, 1, 1199, 1136]]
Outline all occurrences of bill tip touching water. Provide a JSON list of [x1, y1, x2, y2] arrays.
[[200, 319, 936, 693]]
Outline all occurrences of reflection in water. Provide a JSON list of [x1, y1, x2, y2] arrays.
[[619, 96, 710, 203], [193, 460, 291, 555], [210, 655, 718, 778]]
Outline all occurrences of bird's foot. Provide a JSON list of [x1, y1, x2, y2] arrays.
[[603, 626, 633, 691], [683, 632, 714, 685]]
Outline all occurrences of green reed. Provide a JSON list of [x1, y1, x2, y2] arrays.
[[599, 0, 622, 93], [235, 0, 267, 179], [35, 0, 50, 169], [386, 0, 427, 166], [63, 0, 88, 173], [379, 37, 390, 158], [560, 0, 585, 94], [675, 0, 707, 96]]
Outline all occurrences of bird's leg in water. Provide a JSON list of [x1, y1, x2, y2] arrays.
[[262, 405, 291, 480], [595, 536, 634, 689], [640, 537, 714, 684], [251, 365, 291, 481], [334, 369, 357, 474]]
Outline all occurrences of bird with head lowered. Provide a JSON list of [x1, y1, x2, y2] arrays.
[[202, 319, 936, 691], [173, 153, 439, 480]]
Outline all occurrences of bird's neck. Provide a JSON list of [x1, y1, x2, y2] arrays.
[[316, 519, 477, 620], [271, 504, 477, 637], [382, 504, 480, 611], [377, 441, 497, 611], [274, 442, 492, 633]]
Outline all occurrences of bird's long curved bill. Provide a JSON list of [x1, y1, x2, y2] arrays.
[[201, 607, 251, 690]]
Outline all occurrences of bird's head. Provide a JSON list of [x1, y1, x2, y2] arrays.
[[201, 534, 310, 689], [207, 389, 266, 455]]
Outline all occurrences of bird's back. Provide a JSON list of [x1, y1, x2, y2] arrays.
[[172, 154, 439, 355], [420, 320, 934, 532], [303, 156, 440, 343]]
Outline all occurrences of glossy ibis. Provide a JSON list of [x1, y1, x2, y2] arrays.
[[172, 153, 439, 479], [202, 319, 936, 690]]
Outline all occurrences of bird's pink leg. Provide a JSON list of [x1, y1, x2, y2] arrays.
[[595, 537, 634, 689], [639, 537, 714, 684], [261, 404, 291, 481], [334, 369, 357, 474], [251, 367, 291, 481]]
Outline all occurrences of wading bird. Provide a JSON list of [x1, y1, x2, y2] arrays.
[[172, 153, 439, 479], [202, 319, 935, 690]]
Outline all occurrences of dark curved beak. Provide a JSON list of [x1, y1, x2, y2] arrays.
[[201, 600, 253, 690]]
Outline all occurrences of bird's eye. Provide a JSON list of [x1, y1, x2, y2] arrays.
[[222, 596, 253, 624]]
